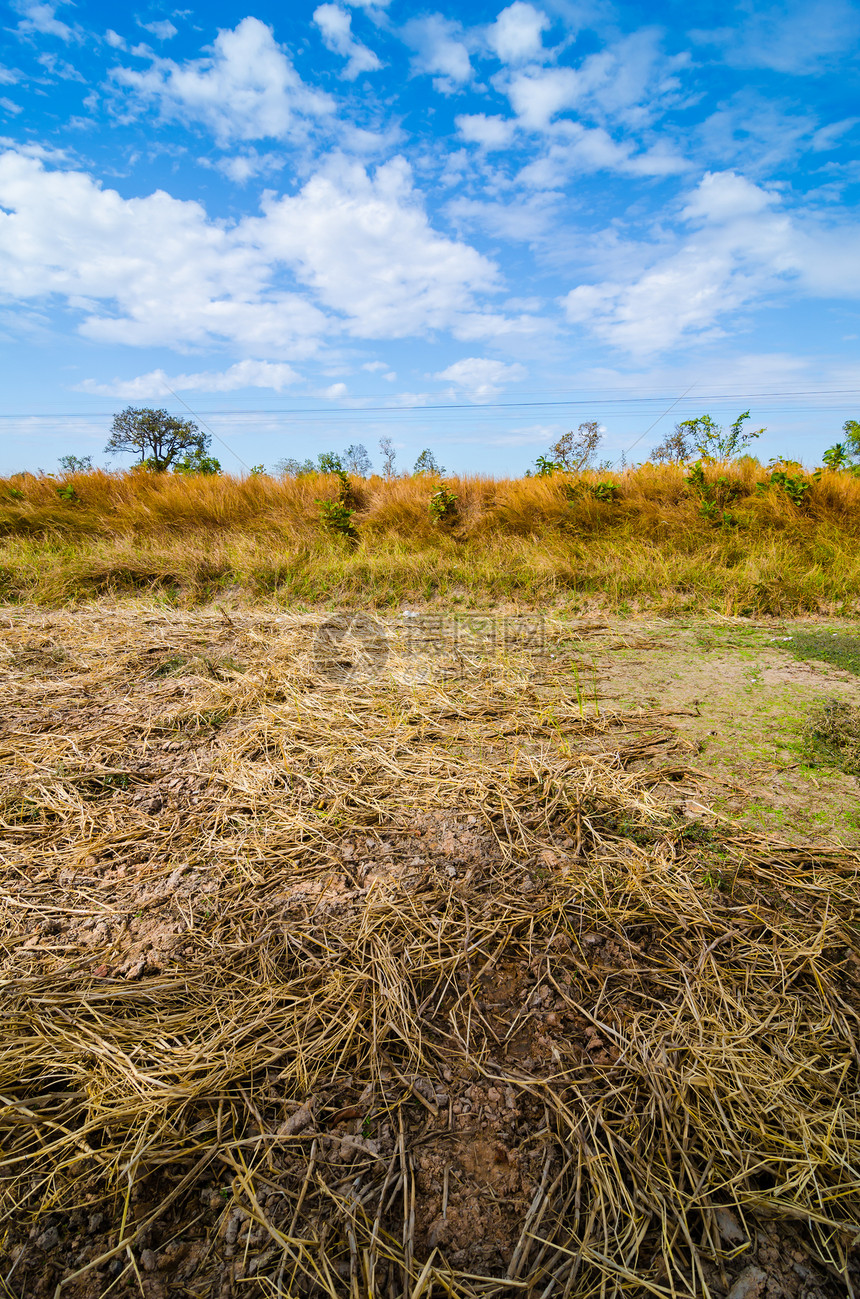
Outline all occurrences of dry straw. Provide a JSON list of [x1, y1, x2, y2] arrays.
[[1, 605, 859, 1296]]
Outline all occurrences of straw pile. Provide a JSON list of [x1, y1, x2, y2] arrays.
[[1, 606, 858, 1298]]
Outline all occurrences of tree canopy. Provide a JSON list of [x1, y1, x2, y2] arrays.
[[105, 407, 209, 472]]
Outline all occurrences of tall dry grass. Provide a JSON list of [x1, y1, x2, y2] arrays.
[[1, 463, 859, 612]]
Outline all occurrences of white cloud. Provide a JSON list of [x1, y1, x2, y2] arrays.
[[313, 4, 382, 80], [0, 149, 513, 356], [401, 15, 472, 93], [690, 0, 860, 75], [112, 17, 334, 145], [455, 113, 516, 149], [496, 30, 690, 134], [0, 149, 328, 354], [486, 3, 549, 64], [560, 170, 860, 356], [435, 356, 526, 399], [0, 98, 23, 116], [140, 19, 178, 41], [12, 0, 76, 42], [77, 359, 301, 399], [503, 65, 579, 129], [245, 155, 503, 339], [518, 123, 687, 184], [211, 149, 286, 183], [0, 67, 22, 84]]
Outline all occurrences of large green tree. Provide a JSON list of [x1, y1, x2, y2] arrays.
[[105, 407, 209, 472]]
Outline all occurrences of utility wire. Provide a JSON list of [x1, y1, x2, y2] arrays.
[[611, 383, 698, 468], [160, 383, 253, 473], [2, 387, 859, 421]]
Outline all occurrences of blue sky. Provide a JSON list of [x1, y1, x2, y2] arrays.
[[1, 0, 859, 475]]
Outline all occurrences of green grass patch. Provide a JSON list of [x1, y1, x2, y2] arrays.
[[786, 629, 860, 676]]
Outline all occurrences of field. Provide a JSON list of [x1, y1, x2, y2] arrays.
[[2, 462, 860, 613], [2, 593, 860, 1298]]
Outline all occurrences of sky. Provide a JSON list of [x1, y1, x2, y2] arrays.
[[0, 0, 859, 476]]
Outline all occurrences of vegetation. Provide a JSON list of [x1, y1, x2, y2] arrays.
[[2, 457, 860, 611], [105, 406, 212, 472]]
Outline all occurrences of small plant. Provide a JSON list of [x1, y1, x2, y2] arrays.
[[686, 461, 739, 526], [249, 464, 266, 476], [761, 462, 810, 507], [56, 483, 77, 502], [317, 467, 358, 541], [429, 483, 458, 525], [318, 498, 357, 539], [534, 455, 561, 477], [591, 481, 619, 502], [6, 486, 24, 500]]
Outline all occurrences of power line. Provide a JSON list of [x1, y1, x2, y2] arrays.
[[2, 387, 860, 421], [159, 382, 252, 473]]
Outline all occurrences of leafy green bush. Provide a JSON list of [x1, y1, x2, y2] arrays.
[[429, 484, 458, 525]]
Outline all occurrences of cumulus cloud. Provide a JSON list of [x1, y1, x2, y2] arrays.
[[486, 3, 549, 64], [77, 360, 301, 399], [245, 155, 503, 339], [0, 149, 328, 354], [435, 356, 526, 399], [112, 17, 334, 145], [0, 149, 512, 357], [401, 14, 472, 93], [561, 170, 860, 356], [313, 4, 382, 79], [455, 113, 516, 149]]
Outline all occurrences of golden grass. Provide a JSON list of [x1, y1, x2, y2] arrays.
[[1, 607, 859, 1295], [1, 464, 860, 613]]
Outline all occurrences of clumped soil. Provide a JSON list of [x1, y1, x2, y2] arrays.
[[1, 605, 859, 1299]]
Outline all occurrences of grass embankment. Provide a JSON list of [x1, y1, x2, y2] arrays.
[[2, 609, 859, 1296], [2, 461, 860, 612]]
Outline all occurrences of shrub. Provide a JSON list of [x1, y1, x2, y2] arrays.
[[429, 484, 458, 525]]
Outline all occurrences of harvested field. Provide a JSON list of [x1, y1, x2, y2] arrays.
[[1, 604, 860, 1298]]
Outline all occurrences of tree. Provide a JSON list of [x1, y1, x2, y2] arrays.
[[275, 457, 316, 476], [651, 424, 693, 464], [105, 407, 208, 472], [549, 421, 603, 472], [414, 448, 445, 476], [675, 410, 764, 461], [317, 451, 345, 474], [58, 454, 93, 474], [343, 443, 372, 476], [379, 437, 397, 479]]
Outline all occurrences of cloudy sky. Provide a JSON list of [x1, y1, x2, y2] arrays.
[[1, 0, 859, 474]]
